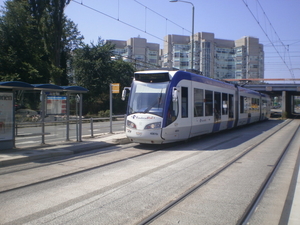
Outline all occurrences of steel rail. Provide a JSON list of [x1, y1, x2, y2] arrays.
[[138, 119, 294, 225], [238, 123, 300, 225], [0, 129, 251, 193]]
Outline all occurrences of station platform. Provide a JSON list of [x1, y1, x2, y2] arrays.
[[0, 132, 129, 167]]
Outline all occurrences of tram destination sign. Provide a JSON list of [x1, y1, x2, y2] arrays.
[[135, 72, 170, 83]]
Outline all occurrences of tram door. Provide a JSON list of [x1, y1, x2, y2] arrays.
[[213, 92, 221, 132], [180, 86, 192, 139]]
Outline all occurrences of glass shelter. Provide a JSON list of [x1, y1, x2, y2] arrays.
[[0, 81, 88, 150]]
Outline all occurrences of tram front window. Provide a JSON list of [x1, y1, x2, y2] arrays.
[[128, 82, 168, 117]]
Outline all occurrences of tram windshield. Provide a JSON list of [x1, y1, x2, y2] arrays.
[[128, 81, 168, 117]]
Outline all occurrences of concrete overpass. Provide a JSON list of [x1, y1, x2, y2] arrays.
[[224, 80, 300, 118]]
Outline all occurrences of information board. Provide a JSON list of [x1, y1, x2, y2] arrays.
[[0, 92, 13, 140], [46, 96, 67, 115]]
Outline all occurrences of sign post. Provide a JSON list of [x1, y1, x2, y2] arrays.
[[110, 83, 120, 133]]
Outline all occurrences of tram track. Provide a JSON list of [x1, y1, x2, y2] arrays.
[[137, 119, 299, 225], [0, 120, 288, 194], [0, 129, 244, 194], [0, 144, 155, 194], [0, 143, 139, 175], [1, 119, 298, 225], [4, 117, 276, 194], [238, 121, 300, 224]]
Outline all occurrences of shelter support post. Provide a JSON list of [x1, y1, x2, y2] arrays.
[[41, 90, 46, 145], [281, 91, 286, 118], [79, 93, 83, 142], [66, 93, 70, 141], [12, 90, 16, 148]]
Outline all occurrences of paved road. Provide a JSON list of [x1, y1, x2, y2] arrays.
[[15, 120, 125, 148]]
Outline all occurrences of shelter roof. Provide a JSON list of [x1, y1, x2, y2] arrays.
[[61, 86, 88, 93], [0, 81, 33, 89], [32, 84, 63, 91], [0, 81, 88, 93]]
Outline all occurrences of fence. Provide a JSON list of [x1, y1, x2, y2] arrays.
[[15, 115, 126, 148]]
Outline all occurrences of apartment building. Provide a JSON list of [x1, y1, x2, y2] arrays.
[[107, 37, 160, 70], [162, 32, 264, 80]]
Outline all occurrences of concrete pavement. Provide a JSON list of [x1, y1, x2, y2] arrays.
[[0, 132, 130, 167]]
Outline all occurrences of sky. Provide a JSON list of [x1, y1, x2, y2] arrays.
[[1, 0, 300, 83]]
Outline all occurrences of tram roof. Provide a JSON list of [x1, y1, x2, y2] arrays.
[[135, 70, 264, 95], [174, 70, 237, 90]]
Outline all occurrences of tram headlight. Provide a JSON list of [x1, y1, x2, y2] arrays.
[[144, 122, 161, 129], [127, 120, 137, 129]]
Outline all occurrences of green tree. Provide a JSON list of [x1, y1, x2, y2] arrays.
[[32, 0, 71, 84], [28, 0, 75, 85], [110, 59, 135, 114], [0, 0, 50, 83], [73, 39, 114, 98], [0, 0, 81, 85], [60, 18, 84, 85], [72, 39, 135, 114]]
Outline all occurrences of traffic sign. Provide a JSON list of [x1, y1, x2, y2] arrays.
[[111, 83, 120, 94]]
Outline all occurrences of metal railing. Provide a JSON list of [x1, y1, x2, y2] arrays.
[[15, 115, 126, 147]]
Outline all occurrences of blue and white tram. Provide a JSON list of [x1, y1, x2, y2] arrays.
[[122, 70, 271, 144]]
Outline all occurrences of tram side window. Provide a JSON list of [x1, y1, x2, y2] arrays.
[[214, 92, 221, 121], [262, 99, 267, 114], [244, 97, 251, 113], [181, 87, 188, 118], [240, 96, 245, 113], [166, 98, 179, 126], [205, 90, 213, 116], [194, 88, 204, 117], [222, 93, 228, 115], [262, 100, 267, 108], [251, 98, 259, 112], [229, 94, 234, 118]]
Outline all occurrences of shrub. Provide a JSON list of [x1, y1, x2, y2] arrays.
[[98, 110, 110, 118]]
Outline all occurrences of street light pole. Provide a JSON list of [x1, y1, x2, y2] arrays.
[[170, 0, 194, 71]]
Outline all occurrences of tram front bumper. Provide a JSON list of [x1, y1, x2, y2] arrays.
[[126, 128, 164, 144]]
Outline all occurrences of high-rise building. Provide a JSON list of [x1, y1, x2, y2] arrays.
[[107, 37, 160, 70], [234, 36, 264, 80], [162, 32, 264, 80]]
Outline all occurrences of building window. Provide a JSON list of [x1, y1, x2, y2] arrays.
[[180, 61, 189, 67]]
